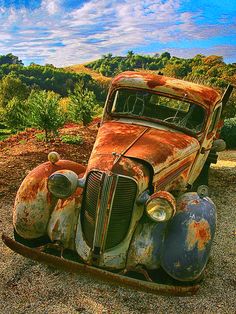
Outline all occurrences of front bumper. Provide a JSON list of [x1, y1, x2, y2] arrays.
[[2, 233, 199, 296]]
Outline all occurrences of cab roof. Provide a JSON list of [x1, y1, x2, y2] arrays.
[[112, 71, 222, 108]]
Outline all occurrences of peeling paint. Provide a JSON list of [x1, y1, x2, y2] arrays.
[[186, 219, 211, 251]]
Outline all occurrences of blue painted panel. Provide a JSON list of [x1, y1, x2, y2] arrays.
[[161, 192, 216, 281]]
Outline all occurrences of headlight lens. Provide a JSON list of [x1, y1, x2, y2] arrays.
[[146, 191, 176, 222], [48, 170, 78, 198]]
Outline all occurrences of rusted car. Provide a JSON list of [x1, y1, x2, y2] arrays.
[[2, 71, 233, 295]]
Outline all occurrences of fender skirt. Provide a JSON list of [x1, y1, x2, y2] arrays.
[[2, 233, 199, 296], [161, 192, 216, 281]]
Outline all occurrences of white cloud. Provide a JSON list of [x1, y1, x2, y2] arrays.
[[0, 0, 235, 66], [41, 0, 61, 15]]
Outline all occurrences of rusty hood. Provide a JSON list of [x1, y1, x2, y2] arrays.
[[89, 121, 199, 173]]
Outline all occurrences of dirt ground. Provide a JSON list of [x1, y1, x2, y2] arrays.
[[0, 126, 235, 314]]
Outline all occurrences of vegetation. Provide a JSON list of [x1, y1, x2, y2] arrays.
[[0, 52, 235, 142], [68, 82, 98, 126], [28, 90, 65, 141], [221, 118, 236, 149], [60, 134, 83, 145], [86, 51, 236, 118]]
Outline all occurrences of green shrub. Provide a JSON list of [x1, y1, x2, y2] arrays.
[[68, 82, 97, 126], [221, 117, 236, 149], [0, 128, 12, 141], [35, 133, 46, 142], [4, 97, 30, 130], [60, 134, 83, 145], [28, 90, 65, 141]]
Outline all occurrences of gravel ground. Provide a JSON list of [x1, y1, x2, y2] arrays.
[[0, 152, 235, 314]]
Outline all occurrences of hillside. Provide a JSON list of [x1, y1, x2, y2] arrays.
[[64, 64, 111, 86]]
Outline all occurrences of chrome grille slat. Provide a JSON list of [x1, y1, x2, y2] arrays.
[[81, 171, 137, 250], [81, 171, 102, 246]]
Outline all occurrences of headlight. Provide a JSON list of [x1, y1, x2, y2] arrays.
[[47, 170, 78, 198], [145, 191, 176, 222]]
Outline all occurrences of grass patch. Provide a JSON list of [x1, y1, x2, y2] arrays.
[[35, 133, 46, 142], [0, 128, 12, 141], [60, 134, 83, 145]]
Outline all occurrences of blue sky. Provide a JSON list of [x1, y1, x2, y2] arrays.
[[0, 0, 235, 66]]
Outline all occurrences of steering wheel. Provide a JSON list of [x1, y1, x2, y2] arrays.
[[164, 116, 182, 124], [164, 116, 194, 129]]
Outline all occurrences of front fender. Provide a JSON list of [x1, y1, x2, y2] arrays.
[[161, 192, 216, 281], [13, 160, 85, 239]]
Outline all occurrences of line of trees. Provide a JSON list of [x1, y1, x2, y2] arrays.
[[86, 51, 236, 118], [0, 54, 103, 141], [0, 52, 236, 143]]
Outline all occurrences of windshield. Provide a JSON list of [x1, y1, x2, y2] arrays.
[[110, 89, 206, 133]]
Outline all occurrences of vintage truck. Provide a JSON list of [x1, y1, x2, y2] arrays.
[[2, 71, 233, 295]]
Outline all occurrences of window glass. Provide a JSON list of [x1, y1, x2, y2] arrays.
[[111, 89, 206, 133]]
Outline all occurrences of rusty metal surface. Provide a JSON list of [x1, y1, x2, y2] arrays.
[[111, 71, 221, 108], [47, 188, 83, 250], [2, 234, 200, 296], [89, 121, 199, 175], [13, 160, 85, 239]]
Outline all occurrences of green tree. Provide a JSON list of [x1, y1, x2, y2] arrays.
[[0, 74, 29, 108], [28, 90, 64, 141], [4, 97, 30, 130], [160, 52, 171, 60], [0, 53, 23, 65], [69, 82, 97, 126]]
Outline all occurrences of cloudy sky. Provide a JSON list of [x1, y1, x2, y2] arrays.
[[0, 0, 236, 66]]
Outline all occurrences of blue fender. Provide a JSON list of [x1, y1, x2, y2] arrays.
[[161, 192, 216, 281], [126, 219, 167, 270]]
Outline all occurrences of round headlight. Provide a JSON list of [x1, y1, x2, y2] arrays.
[[47, 170, 78, 198], [146, 191, 176, 222], [48, 151, 60, 164]]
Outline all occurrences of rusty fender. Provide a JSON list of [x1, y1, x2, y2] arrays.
[[161, 192, 216, 281], [13, 160, 85, 240], [2, 234, 199, 296]]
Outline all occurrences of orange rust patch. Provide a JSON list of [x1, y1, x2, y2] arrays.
[[186, 219, 211, 251]]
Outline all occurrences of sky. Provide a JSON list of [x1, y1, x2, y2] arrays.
[[0, 0, 236, 67]]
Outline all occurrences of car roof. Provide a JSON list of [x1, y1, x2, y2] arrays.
[[112, 71, 222, 108]]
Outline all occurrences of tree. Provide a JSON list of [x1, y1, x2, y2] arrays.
[[0, 53, 23, 65], [163, 63, 191, 78], [28, 90, 65, 141], [68, 82, 97, 126], [4, 97, 30, 130], [160, 52, 171, 60], [0, 74, 30, 108]]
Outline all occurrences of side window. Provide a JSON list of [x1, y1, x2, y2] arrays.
[[208, 106, 222, 134]]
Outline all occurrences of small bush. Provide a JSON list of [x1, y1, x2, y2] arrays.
[[221, 117, 236, 149], [28, 90, 65, 141], [68, 82, 98, 126], [35, 133, 46, 142], [4, 97, 30, 130], [0, 128, 12, 141], [60, 134, 83, 145]]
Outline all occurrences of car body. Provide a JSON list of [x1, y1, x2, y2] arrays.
[[2, 71, 231, 295]]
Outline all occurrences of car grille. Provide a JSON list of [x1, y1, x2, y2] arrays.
[[81, 171, 137, 250]]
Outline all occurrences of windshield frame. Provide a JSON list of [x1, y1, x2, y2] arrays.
[[106, 87, 207, 136]]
